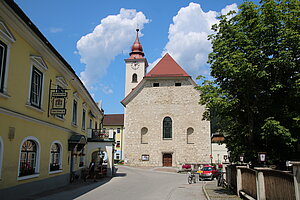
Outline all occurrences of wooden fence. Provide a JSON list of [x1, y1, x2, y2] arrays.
[[263, 170, 295, 200], [225, 165, 298, 200], [241, 168, 257, 199]]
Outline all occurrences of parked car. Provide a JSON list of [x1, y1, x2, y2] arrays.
[[182, 164, 191, 169], [198, 165, 218, 181]]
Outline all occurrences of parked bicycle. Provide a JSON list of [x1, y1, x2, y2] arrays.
[[187, 171, 196, 184], [217, 171, 225, 187]]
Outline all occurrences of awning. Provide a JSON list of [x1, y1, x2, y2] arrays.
[[68, 134, 87, 151]]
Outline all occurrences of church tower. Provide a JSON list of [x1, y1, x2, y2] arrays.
[[124, 29, 148, 96]]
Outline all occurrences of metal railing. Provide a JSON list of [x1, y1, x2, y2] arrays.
[[87, 129, 109, 139]]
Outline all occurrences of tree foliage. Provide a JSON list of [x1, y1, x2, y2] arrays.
[[196, 0, 300, 165]]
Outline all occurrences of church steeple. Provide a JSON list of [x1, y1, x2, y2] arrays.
[[129, 29, 144, 59]]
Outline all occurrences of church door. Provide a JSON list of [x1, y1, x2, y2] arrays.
[[163, 153, 172, 167]]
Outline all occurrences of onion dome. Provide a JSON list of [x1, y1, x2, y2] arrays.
[[129, 29, 145, 59]]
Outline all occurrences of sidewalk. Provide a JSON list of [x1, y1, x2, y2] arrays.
[[203, 181, 242, 200]]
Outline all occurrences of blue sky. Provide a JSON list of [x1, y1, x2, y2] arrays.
[[15, 0, 257, 114]]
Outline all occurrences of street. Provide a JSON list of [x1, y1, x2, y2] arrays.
[[36, 166, 207, 200]]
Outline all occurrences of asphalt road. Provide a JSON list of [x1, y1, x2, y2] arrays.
[[37, 165, 207, 200]]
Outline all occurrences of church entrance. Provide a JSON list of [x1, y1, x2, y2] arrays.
[[162, 153, 172, 167]]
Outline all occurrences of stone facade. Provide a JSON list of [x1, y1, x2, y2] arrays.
[[124, 78, 211, 167]]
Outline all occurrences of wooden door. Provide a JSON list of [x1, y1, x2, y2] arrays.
[[163, 153, 172, 167]]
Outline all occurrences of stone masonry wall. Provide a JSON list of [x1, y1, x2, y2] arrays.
[[124, 78, 211, 167]]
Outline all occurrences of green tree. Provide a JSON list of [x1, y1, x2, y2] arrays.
[[196, 0, 299, 166]]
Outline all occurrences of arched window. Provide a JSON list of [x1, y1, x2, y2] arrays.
[[141, 127, 148, 144], [163, 117, 172, 139], [19, 139, 38, 177], [187, 127, 194, 144], [50, 142, 62, 171], [132, 73, 137, 83]]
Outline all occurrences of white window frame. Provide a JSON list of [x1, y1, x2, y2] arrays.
[[0, 21, 15, 98], [17, 136, 41, 180], [72, 99, 78, 126], [27, 56, 48, 111], [72, 92, 79, 126], [82, 109, 86, 130], [49, 140, 63, 174]]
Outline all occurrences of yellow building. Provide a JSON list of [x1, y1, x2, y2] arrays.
[[103, 114, 124, 161], [0, 1, 114, 198]]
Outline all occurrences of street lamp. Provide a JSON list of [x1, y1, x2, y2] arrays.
[[258, 152, 267, 166], [223, 155, 228, 162], [240, 155, 244, 163], [258, 152, 266, 162]]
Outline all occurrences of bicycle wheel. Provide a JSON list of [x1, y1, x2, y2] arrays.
[[188, 176, 193, 184]]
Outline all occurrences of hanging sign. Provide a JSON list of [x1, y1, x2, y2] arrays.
[[50, 89, 68, 115]]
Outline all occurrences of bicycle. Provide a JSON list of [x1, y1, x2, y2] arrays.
[[217, 171, 225, 187], [70, 171, 80, 183], [187, 171, 196, 184]]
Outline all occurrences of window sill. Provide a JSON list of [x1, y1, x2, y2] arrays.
[[49, 169, 63, 174], [71, 123, 78, 128], [0, 91, 10, 99], [17, 173, 39, 181], [25, 103, 44, 113], [163, 138, 172, 140]]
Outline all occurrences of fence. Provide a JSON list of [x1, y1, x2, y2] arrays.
[[241, 168, 257, 199], [225, 163, 300, 200], [263, 169, 295, 200]]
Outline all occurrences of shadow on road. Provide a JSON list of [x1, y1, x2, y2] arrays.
[[25, 177, 113, 200], [114, 172, 127, 177], [25, 171, 129, 200]]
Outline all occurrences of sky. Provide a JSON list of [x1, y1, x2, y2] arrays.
[[14, 0, 258, 114]]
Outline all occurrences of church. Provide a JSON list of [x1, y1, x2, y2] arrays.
[[121, 30, 211, 167]]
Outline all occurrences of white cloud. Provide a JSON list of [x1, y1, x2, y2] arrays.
[[100, 84, 114, 94], [77, 8, 149, 89], [149, 3, 238, 78], [49, 27, 63, 33], [221, 3, 238, 16]]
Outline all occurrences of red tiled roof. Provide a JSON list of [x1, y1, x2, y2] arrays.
[[146, 53, 190, 77], [103, 114, 124, 126], [211, 136, 225, 143]]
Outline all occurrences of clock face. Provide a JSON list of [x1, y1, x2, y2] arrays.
[[131, 62, 139, 70]]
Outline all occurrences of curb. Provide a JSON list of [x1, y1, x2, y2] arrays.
[[202, 182, 211, 200]]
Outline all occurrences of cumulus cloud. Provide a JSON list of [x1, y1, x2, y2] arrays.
[[77, 8, 149, 88], [150, 3, 238, 78], [221, 3, 238, 16]]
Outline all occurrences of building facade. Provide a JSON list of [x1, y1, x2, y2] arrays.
[[0, 1, 113, 198], [211, 134, 228, 164], [121, 30, 211, 167], [103, 114, 125, 161]]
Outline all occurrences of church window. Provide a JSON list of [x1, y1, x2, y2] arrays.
[[175, 82, 181, 86], [141, 127, 148, 144], [163, 117, 172, 139], [132, 73, 137, 83], [153, 83, 159, 87], [187, 127, 194, 144]]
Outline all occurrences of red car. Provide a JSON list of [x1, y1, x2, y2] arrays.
[[198, 165, 218, 181]]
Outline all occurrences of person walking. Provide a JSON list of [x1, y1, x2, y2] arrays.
[[85, 159, 97, 182]]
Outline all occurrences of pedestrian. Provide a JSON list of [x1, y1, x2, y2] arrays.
[[85, 159, 97, 182]]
